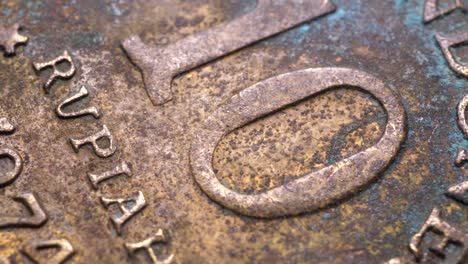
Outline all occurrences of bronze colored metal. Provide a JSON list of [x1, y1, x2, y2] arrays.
[[0, 193, 47, 228], [56, 86, 102, 119], [125, 229, 174, 264], [0, 118, 14, 134], [0, 23, 27, 56], [22, 238, 75, 264], [122, 0, 336, 105], [0, 0, 467, 263], [191, 67, 406, 218], [32, 50, 76, 91], [0, 148, 22, 187]]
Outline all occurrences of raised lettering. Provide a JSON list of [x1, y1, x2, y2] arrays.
[[409, 207, 467, 263], [456, 149, 468, 166], [423, 0, 466, 23], [56, 86, 101, 119], [33, 50, 76, 91], [22, 239, 74, 264], [446, 181, 467, 204], [456, 95, 468, 167], [100, 191, 146, 235], [458, 94, 468, 136], [88, 161, 132, 189], [436, 32, 468, 77], [0, 148, 23, 187], [122, 0, 336, 105], [0, 117, 15, 134], [70, 125, 117, 158], [125, 229, 174, 264], [0, 193, 47, 228]]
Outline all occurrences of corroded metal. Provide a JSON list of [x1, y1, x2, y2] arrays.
[[100, 191, 147, 235], [0, 23, 27, 56], [56, 86, 101, 119], [190, 67, 406, 218], [458, 94, 468, 136], [446, 181, 468, 204], [436, 32, 468, 77], [88, 161, 132, 190], [32, 50, 76, 91], [122, 0, 336, 105], [125, 229, 174, 264], [409, 207, 467, 263], [0, 148, 22, 187], [0, 0, 467, 263], [0, 193, 47, 228], [0, 118, 14, 134], [423, 0, 466, 23], [22, 239, 75, 264]]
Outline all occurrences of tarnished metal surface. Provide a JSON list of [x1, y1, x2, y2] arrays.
[[0, 0, 467, 263], [122, 0, 336, 105], [0, 23, 27, 56], [191, 67, 406, 218], [21, 238, 75, 264], [436, 32, 468, 76], [409, 207, 467, 263], [423, 0, 465, 23]]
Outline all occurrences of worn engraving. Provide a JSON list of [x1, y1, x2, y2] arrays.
[[56, 86, 101, 119], [0, 148, 23, 187], [0, 193, 47, 228], [190, 67, 406, 218], [0, 23, 28, 56], [22, 239, 75, 264], [125, 229, 174, 264], [423, 0, 466, 23], [122, 0, 337, 105], [458, 94, 468, 136], [0, 117, 15, 134], [436, 32, 468, 77], [70, 125, 117, 158], [0, 118, 21, 187], [409, 207, 467, 263], [33, 50, 76, 91], [456, 95, 468, 167], [88, 161, 132, 189], [456, 149, 468, 167], [100, 191, 146, 235], [446, 181, 468, 204]]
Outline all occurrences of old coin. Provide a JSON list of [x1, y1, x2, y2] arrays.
[[0, 0, 467, 263]]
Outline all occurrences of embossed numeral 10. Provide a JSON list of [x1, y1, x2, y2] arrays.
[[190, 68, 407, 217], [122, 0, 337, 105]]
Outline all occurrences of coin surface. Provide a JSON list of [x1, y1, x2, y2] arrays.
[[0, 0, 467, 263]]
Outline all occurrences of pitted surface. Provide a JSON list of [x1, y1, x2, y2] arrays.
[[0, 0, 467, 263]]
